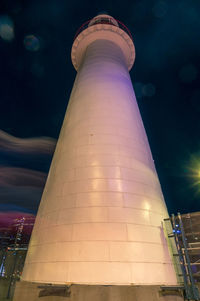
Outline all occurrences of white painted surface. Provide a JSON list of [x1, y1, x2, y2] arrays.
[[22, 15, 177, 285]]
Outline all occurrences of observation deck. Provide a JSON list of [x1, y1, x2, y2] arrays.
[[71, 14, 135, 71], [74, 15, 133, 41]]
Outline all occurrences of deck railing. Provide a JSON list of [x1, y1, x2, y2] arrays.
[[74, 17, 133, 41]]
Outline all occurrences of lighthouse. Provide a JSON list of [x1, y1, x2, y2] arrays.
[[21, 14, 177, 288]]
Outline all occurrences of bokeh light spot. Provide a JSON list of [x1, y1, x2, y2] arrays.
[[24, 35, 40, 51], [31, 63, 44, 78], [134, 82, 143, 98], [179, 64, 198, 83], [152, 0, 168, 18], [0, 15, 14, 41], [142, 83, 156, 97]]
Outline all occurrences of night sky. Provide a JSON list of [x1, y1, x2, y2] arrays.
[[0, 0, 200, 218]]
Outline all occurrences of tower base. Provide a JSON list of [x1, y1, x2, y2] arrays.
[[13, 281, 184, 301]]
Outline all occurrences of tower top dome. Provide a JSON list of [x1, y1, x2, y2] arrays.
[[71, 14, 135, 71]]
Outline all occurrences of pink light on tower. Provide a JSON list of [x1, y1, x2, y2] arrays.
[[21, 14, 177, 286]]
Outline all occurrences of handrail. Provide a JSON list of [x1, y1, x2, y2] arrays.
[[74, 18, 133, 41]]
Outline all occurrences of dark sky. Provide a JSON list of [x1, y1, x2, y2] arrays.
[[0, 0, 200, 216]]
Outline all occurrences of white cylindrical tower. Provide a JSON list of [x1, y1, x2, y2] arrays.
[[22, 14, 177, 285]]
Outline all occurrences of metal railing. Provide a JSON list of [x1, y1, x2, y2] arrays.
[[74, 17, 133, 41], [0, 216, 34, 299], [164, 212, 200, 300]]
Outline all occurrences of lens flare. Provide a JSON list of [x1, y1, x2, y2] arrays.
[[179, 64, 198, 83], [186, 153, 200, 194]]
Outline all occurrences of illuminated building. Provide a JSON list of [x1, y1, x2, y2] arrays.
[[21, 13, 177, 289]]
